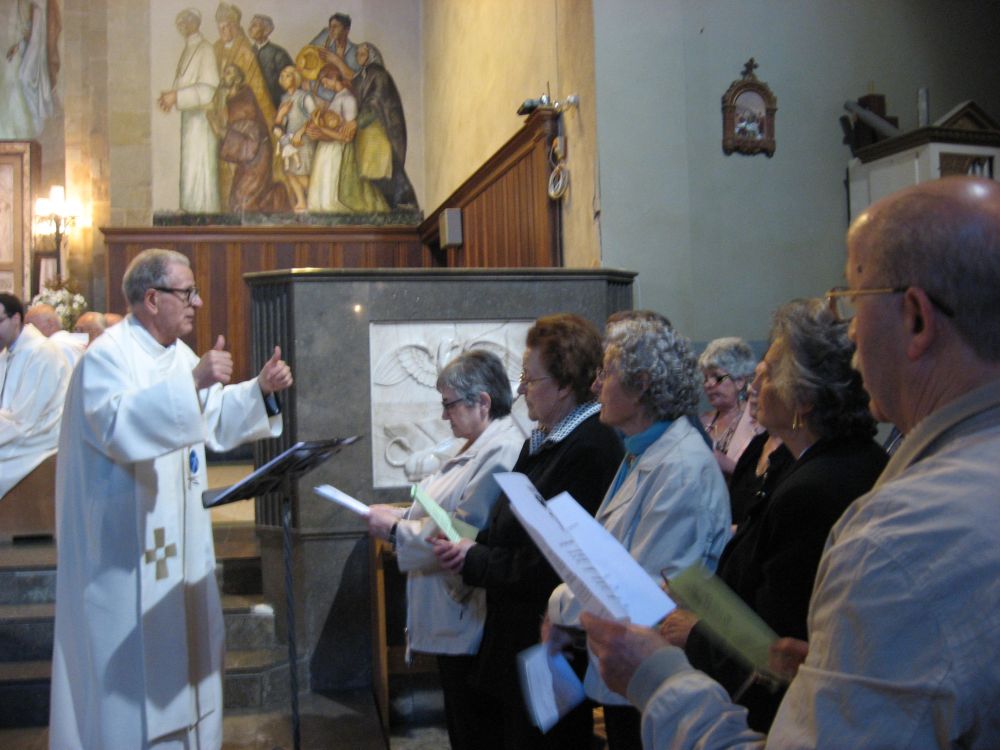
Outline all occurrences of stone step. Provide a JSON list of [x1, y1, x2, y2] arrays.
[[0, 594, 278, 663], [0, 527, 262, 606], [0, 647, 302, 728]]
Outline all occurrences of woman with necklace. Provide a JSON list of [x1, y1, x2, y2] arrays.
[[663, 299, 887, 732], [698, 337, 759, 475]]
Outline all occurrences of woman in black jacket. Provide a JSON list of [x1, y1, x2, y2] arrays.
[[662, 298, 887, 732], [436, 313, 624, 749]]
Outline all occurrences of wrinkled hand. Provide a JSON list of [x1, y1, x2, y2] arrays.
[[257, 345, 293, 396], [433, 537, 474, 574], [581, 612, 668, 696], [768, 637, 808, 681], [157, 90, 177, 113], [660, 608, 699, 648], [367, 504, 404, 541], [193, 335, 233, 389]]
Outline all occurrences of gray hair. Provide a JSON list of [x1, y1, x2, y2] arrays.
[[122, 249, 190, 307], [851, 176, 1000, 361], [358, 42, 384, 67], [605, 309, 671, 339], [769, 298, 876, 440], [251, 14, 274, 34], [698, 337, 757, 381], [605, 318, 701, 421], [436, 349, 513, 419]]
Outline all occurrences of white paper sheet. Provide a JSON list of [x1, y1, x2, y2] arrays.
[[517, 643, 586, 733], [495, 472, 674, 627], [313, 484, 370, 517]]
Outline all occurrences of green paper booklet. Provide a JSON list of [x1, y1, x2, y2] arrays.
[[669, 564, 784, 682], [410, 485, 478, 542]]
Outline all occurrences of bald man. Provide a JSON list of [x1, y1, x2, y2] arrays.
[[583, 176, 1000, 749], [73, 310, 107, 343], [24, 303, 85, 366]]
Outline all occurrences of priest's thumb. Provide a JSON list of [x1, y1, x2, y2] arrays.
[[214, 335, 226, 351], [269, 345, 282, 362]]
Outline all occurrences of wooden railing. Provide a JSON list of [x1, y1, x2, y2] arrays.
[[420, 108, 562, 267]]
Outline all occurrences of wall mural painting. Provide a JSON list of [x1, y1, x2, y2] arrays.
[[0, 0, 60, 141], [369, 321, 535, 489], [155, 3, 419, 224]]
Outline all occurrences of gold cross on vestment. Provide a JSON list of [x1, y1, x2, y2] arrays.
[[144, 527, 178, 580]]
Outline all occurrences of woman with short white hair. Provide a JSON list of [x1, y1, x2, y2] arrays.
[[546, 314, 731, 750]]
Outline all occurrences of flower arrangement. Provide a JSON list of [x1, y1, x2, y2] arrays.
[[31, 277, 89, 330]]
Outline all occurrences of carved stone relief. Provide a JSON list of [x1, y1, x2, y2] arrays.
[[369, 319, 535, 487]]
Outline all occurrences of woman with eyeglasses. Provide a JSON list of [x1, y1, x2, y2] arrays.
[[434, 313, 624, 750], [698, 337, 760, 476], [366, 349, 523, 750], [545, 314, 731, 750], [661, 298, 887, 732]]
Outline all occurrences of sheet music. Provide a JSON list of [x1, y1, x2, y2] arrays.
[[495, 472, 673, 627]]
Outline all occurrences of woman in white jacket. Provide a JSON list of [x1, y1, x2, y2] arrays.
[[367, 349, 524, 750], [545, 314, 731, 750]]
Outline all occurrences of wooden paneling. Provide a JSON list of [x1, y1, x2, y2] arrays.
[[420, 109, 562, 268], [102, 226, 425, 382]]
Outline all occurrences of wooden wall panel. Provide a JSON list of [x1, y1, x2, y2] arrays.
[[102, 226, 425, 381]]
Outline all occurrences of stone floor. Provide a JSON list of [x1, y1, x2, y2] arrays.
[[0, 691, 450, 749]]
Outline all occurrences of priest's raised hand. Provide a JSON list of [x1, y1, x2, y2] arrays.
[[193, 334, 234, 388], [258, 345, 294, 395]]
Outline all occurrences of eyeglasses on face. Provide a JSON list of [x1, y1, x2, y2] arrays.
[[153, 286, 200, 305], [441, 396, 467, 411], [519, 370, 552, 386], [703, 373, 732, 387], [825, 285, 955, 322]]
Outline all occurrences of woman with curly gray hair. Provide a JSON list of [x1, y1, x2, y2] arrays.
[[663, 298, 887, 733], [545, 313, 731, 749], [699, 336, 760, 475]]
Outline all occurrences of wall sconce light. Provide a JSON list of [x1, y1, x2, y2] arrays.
[[34, 185, 81, 256], [32, 185, 81, 292]]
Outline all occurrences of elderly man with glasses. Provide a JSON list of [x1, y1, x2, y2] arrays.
[[50, 248, 293, 749], [580, 176, 1000, 749]]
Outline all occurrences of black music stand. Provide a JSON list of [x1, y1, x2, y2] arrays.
[[204, 436, 361, 750]]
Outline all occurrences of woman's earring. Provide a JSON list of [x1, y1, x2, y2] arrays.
[[792, 412, 802, 431]]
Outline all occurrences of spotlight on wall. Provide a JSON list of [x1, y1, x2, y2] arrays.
[[517, 93, 551, 116]]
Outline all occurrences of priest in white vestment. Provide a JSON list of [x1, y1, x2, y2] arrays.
[[158, 8, 221, 213], [49, 249, 293, 749], [0, 293, 71, 499], [24, 303, 86, 368]]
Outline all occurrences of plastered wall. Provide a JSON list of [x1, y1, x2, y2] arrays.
[[593, 0, 1000, 341], [422, 0, 601, 267]]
